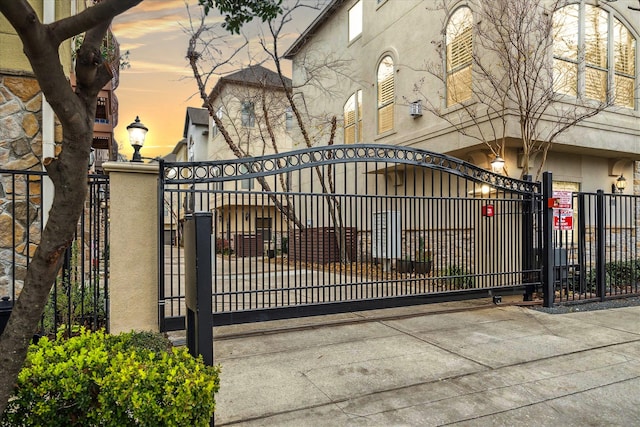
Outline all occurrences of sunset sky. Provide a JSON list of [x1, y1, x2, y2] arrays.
[[111, 0, 323, 160]]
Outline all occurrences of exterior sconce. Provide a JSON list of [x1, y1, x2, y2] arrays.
[[491, 156, 505, 173], [245, 212, 250, 221], [126, 116, 148, 162], [409, 101, 422, 118], [613, 174, 626, 193]]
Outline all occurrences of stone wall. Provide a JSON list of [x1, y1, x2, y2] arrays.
[[0, 74, 46, 298]]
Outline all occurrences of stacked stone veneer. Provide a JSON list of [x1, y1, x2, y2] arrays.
[[0, 74, 59, 298]]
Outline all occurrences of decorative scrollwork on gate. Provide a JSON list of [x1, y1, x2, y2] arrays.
[[161, 144, 540, 194]]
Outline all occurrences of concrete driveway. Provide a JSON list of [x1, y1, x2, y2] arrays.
[[210, 298, 640, 426]]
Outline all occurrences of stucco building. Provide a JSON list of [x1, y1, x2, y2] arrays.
[[283, 0, 639, 195], [186, 64, 296, 252]]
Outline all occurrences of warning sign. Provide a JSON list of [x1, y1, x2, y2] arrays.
[[552, 190, 572, 209], [553, 209, 573, 231]]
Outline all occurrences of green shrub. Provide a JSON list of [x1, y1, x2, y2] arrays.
[[1, 329, 220, 427], [584, 259, 640, 292], [443, 265, 474, 289]]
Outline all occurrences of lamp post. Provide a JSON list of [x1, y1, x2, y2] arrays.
[[126, 116, 148, 162]]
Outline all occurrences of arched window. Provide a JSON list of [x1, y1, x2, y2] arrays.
[[344, 90, 362, 144], [446, 7, 473, 106], [377, 56, 394, 134], [553, 3, 636, 109]]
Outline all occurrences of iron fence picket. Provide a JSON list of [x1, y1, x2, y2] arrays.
[[551, 190, 640, 304], [158, 145, 543, 330], [0, 169, 109, 336]]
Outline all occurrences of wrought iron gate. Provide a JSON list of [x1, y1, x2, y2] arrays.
[[0, 169, 110, 336], [549, 188, 640, 304], [158, 145, 542, 330]]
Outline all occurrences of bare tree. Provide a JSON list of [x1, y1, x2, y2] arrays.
[[416, 0, 617, 179], [186, 1, 357, 261], [0, 0, 143, 414]]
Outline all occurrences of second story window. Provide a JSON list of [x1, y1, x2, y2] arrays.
[[95, 96, 108, 123], [446, 7, 473, 107], [348, 0, 362, 42], [377, 56, 394, 134], [212, 106, 223, 137], [553, 4, 637, 109], [241, 101, 255, 127], [343, 90, 362, 144], [239, 164, 254, 190], [285, 108, 294, 131]]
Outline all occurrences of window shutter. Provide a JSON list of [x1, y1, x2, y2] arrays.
[[377, 59, 394, 133], [378, 104, 394, 134], [447, 26, 472, 72], [447, 65, 472, 106], [585, 67, 607, 102], [446, 8, 473, 106]]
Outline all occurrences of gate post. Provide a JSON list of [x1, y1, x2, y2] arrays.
[[184, 212, 214, 367], [103, 162, 159, 333], [595, 190, 606, 301], [542, 172, 555, 307]]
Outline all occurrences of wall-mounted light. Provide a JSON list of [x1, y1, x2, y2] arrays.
[[613, 174, 626, 193], [409, 101, 422, 118], [491, 156, 505, 173], [245, 212, 250, 221]]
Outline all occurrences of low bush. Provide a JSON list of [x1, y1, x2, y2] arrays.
[[443, 265, 474, 289], [1, 329, 220, 427], [584, 259, 640, 292]]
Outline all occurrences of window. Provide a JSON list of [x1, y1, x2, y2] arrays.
[[377, 56, 394, 134], [343, 90, 362, 144], [188, 136, 194, 161], [95, 96, 109, 123], [553, 4, 636, 109], [239, 164, 254, 190], [348, 0, 362, 42], [241, 101, 255, 127], [613, 17, 636, 108], [255, 217, 272, 243], [446, 7, 473, 106], [212, 106, 223, 137], [285, 108, 294, 131]]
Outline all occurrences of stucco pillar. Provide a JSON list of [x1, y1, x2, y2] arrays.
[[103, 161, 159, 333]]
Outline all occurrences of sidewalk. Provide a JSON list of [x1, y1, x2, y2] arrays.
[[211, 298, 640, 426]]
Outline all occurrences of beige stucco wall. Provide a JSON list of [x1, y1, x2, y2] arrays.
[[0, 1, 76, 75], [289, 0, 640, 191], [103, 161, 159, 333]]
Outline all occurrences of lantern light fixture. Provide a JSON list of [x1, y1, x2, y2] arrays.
[[126, 116, 148, 162]]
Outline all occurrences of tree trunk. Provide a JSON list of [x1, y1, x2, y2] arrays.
[[0, 0, 142, 415]]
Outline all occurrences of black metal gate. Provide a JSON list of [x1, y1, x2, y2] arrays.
[[0, 169, 110, 337], [549, 189, 640, 304], [158, 145, 542, 330]]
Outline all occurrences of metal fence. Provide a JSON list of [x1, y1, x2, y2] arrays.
[[552, 190, 640, 303], [0, 168, 110, 337], [159, 145, 542, 330]]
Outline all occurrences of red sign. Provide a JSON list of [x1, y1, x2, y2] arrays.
[[482, 204, 494, 217], [553, 209, 573, 230]]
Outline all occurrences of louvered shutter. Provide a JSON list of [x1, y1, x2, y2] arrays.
[[377, 59, 394, 134], [613, 19, 636, 108], [344, 94, 356, 144], [446, 24, 472, 106]]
